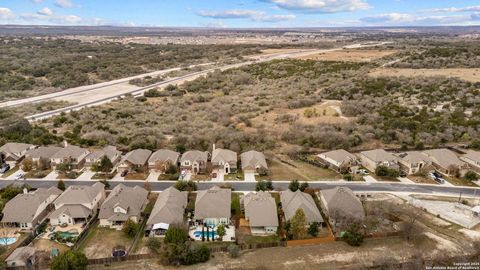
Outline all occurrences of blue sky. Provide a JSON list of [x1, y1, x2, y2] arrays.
[[0, 0, 479, 27]]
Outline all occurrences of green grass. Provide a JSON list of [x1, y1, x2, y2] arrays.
[[243, 235, 280, 244], [25, 169, 52, 179], [445, 176, 477, 187]]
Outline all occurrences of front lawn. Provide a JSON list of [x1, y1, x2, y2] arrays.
[[91, 172, 116, 180], [445, 176, 477, 187], [158, 173, 179, 181], [78, 225, 133, 259], [125, 172, 149, 180], [57, 171, 81, 179], [25, 169, 52, 179]]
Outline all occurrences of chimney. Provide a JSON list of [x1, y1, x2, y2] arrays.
[[212, 143, 216, 152], [63, 140, 68, 148], [23, 188, 28, 194]]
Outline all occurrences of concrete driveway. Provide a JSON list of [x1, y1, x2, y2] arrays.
[[111, 172, 125, 181], [7, 169, 26, 180], [77, 170, 95, 181], [397, 177, 415, 184], [244, 172, 256, 182], [147, 171, 160, 182], [212, 170, 225, 182], [44, 170, 59, 180], [363, 175, 378, 183]]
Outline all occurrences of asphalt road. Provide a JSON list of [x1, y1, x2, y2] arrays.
[[2, 180, 480, 198]]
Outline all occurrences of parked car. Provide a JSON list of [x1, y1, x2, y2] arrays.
[[120, 170, 128, 177], [0, 164, 10, 173], [14, 173, 25, 180], [429, 171, 445, 184], [399, 171, 407, 177], [357, 169, 369, 175]]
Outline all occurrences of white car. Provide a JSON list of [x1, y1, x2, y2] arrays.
[[358, 169, 369, 175], [14, 173, 26, 180]]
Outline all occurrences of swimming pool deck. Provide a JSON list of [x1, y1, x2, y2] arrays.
[[188, 224, 235, 242]]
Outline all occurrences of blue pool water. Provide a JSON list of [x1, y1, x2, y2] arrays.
[[0, 237, 17, 246], [193, 231, 216, 239]]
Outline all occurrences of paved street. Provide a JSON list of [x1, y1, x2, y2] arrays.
[[1, 179, 479, 198]]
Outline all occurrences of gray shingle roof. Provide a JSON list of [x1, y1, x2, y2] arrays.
[[86, 145, 121, 162], [50, 204, 91, 219], [147, 187, 187, 226], [240, 150, 268, 170], [395, 151, 432, 164], [25, 146, 62, 159], [244, 191, 278, 227], [0, 143, 35, 154], [2, 187, 61, 223], [321, 187, 365, 221], [280, 190, 323, 223], [462, 150, 480, 163], [121, 149, 152, 166], [194, 186, 231, 220], [6, 247, 35, 266], [98, 184, 148, 222], [212, 149, 237, 164], [180, 150, 208, 163], [423, 148, 465, 169], [148, 149, 180, 164], [319, 149, 357, 164], [360, 149, 398, 163], [51, 145, 89, 159], [53, 182, 104, 207]]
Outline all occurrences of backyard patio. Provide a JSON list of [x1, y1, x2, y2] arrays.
[[188, 224, 235, 242]]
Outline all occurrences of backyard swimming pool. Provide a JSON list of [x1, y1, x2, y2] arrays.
[[193, 231, 216, 239], [0, 237, 17, 246]]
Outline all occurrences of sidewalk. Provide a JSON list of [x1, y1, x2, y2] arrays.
[[363, 175, 378, 183], [397, 177, 415, 184]]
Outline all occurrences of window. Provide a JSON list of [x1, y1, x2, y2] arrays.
[[184, 161, 190, 166]]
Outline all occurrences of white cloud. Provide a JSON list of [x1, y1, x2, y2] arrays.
[[197, 9, 295, 22], [0, 7, 15, 20], [260, 0, 370, 13], [360, 12, 475, 26], [37, 7, 53, 16], [55, 0, 74, 8], [429, 6, 480, 13]]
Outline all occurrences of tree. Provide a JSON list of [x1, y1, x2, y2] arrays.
[[57, 180, 66, 191], [288, 180, 300, 192], [91, 156, 113, 173], [299, 182, 309, 192], [164, 226, 188, 245], [289, 208, 307, 240], [0, 185, 24, 201], [464, 171, 479, 181], [50, 250, 88, 270], [122, 219, 139, 238], [255, 180, 273, 191], [21, 158, 33, 172], [174, 180, 197, 192], [375, 166, 399, 177], [216, 225, 226, 241], [56, 162, 71, 173], [308, 222, 319, 237], [342, 223, 364, 246], [147, 238, 162, 254]]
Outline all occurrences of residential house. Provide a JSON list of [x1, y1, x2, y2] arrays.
[[25, 146, 62, 169], [240, 150, 268, 174], [85, 145, 122, 169], [49, 182, 105, 226], [423, 148, 468, 176], [148, 149, 180, 173], [395, 151, 433, 175], [98, 184, 148, 229], [320, 187, 365, 231], [5, 247, 36, 268], [194, 186, 231, 226], [145, 187, 187, 236], [318, 149, 358, 173], [0, 143, 36, 167], [117, 149, 152, 173], [280, 189, 323, 225], [180, 150, 209, 175], [211, 148, 237, 174], [358, 149, 399, 173], [243, 191, 278, 235], [460, 150, 480, 173], [1, 187, 62, 230], [50, 145, 90, 170]]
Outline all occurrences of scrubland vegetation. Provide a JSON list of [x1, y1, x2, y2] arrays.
[[0, 37, 263, 100]]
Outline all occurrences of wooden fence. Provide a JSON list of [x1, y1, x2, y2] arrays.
[[87, 253, 154, 266]]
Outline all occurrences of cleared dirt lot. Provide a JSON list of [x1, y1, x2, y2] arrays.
[[369, 68, 480, 82], [258, 156, 342, 181], [299, 49, 397, 62], [79, 225, 133, 259]]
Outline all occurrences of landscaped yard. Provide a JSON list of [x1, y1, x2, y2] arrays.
[[258, 157, 342, 181], [409, 175, 438, 185], [445, 176, 477, 187], [125, 172, 149, 180], [25, 169, 52, 179], [78, 225, 134, 259]]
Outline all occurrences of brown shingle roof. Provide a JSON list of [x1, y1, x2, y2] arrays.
[[194, 186, 231, 220], [321, 187, 365, 221], [244, 191, 278, 227]]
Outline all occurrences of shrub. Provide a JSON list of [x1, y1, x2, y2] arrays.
[[255, 180, 273, 191], [308, 222, 319, 237], [122, 219, 140, 238], [465, 171, 479, 181], [174, 180, 197, 192], [288, 180, 300, 192], [343, 223, 364, 246], [57, 180, 66, 191], [375, 166, 399, 178], [50, 250, 88, 270], [164, 226, 188, 245], [228, 244, 240, 258], [147, 238, 162, 254]]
